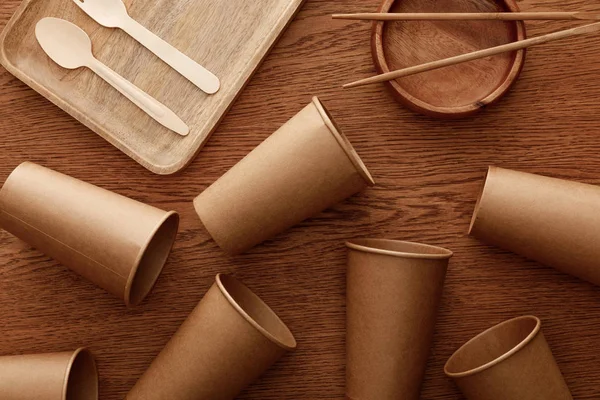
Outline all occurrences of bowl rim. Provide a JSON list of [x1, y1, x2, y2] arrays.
[[371, 0, 527, 119]]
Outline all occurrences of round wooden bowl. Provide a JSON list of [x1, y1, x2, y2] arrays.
[[371, 0, 526, 119]]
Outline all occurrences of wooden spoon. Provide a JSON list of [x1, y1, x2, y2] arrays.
[[73, 0, 220, 94], [35, 17, 189, 136]]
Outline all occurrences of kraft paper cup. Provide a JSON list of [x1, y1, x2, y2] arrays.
[[194, 97, 375, 255], [346, 239, 453, 400], [0, 348, 98, 400], [444, 316, 572, 400], [126, 273, 297, 400], [0, 162, 179, 306], [470, 166, 600, 286]]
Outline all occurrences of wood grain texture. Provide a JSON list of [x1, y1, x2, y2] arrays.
[[1, 0, 600, 399], [0, 0, 305, 174]]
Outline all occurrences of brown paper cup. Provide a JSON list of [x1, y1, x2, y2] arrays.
[[194, 97, 375, 255], [126, 273, 297, 400], [345, 239, 453, 400], [470, 166, 600, 286], [0, 348, 98, 400], [0, 162, 179, 306], [444, 316, 572, 400]]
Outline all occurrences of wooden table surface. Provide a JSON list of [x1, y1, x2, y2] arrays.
[[2, 0, 600, 398]]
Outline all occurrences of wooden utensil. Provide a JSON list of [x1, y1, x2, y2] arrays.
[[73, 0, 220, 95], [333, 11, 600, 21], [35, 17, 189, 136], [346, 21, 600, 88]]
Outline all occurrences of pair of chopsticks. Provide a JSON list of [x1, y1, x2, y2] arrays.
[[334, 12, 600, 88]]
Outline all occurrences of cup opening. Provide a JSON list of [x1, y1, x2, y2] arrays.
[[216, 274, 297, 351], [444, 316, 541, 378], [64, 348, 98, 400], [126, 212, 180, 306], [346, 238, 453, 260], [312, 97, 375, 186], [469, 166, 495, 234]]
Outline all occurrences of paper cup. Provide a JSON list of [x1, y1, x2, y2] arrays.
[[0, 348, 98, 400], [345, 239, 452, 400], [126, 273, 297, 400], [0, 162, 179, 306], [194, 97, 375, 255], [444, 316, 572, 400], [470, 166, 600, 286]]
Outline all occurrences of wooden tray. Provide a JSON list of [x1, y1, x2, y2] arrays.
[[0, 0, 305, 174], [372, 0, 526, 119]]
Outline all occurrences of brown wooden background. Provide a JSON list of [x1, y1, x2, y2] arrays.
[[2, 0, 600, 398]]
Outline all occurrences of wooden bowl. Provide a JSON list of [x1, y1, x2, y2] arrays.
[[371, 0, 526, 119]]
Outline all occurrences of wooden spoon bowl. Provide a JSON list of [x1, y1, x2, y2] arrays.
[[371, 0, 526, 119]]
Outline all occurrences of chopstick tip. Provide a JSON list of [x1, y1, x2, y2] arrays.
[[344, 78, 373, 88]]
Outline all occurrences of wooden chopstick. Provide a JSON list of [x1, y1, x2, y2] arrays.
[[332, 12, 600, 21], [343, 22, 600, 89]]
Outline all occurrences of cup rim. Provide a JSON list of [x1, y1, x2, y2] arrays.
[[124, 211, 180, 307], [216, 273, 297, 351], [468, 166, 499, 234], [444, 315, 541, 378], [312, 97, 375, 186], [62, 348, 98, 400], [346, 238, 453, 260]]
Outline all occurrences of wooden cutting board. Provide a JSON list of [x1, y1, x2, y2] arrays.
[[0, 0, 306, 174]]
